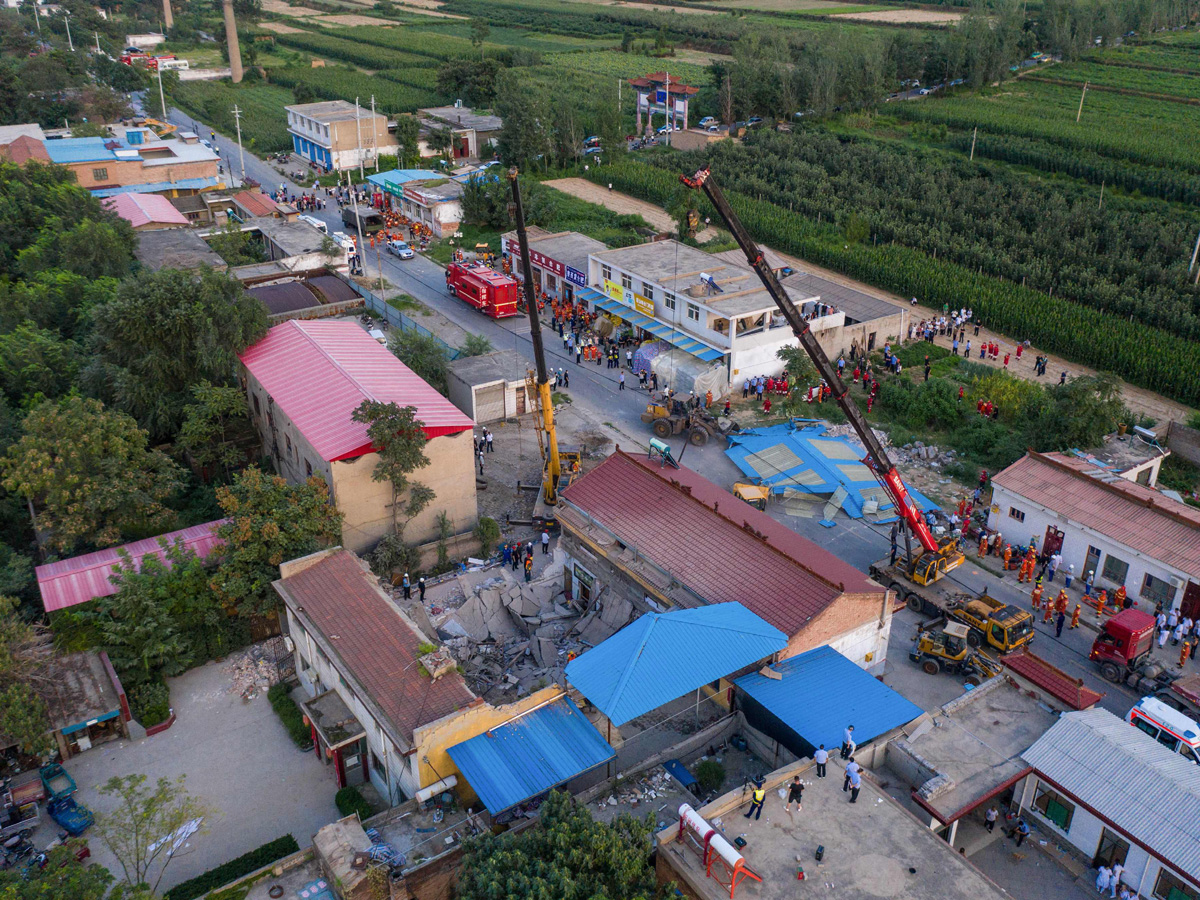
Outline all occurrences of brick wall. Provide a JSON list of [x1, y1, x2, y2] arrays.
[[1168, 420, 1200, 467], [785, 591, 891, 665]]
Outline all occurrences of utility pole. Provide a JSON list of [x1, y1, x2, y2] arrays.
[[1076, 81, 1088, 122], [232, 104, 247, 184], [370, 94, 379, 173], [355, 96, 365, 183], [94, 31, 100, 53], [1188, 228, 1200, 275], [1098, 180, 1104, 209], [64, 13, 74, 51], [157, 66, 167, 118], [969, 126, 977, 161], [32, 2, 40, 37]]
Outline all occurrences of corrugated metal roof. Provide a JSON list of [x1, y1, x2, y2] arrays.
[[249, 282, 322, 315], [90, 177, 221, 198], [564, 603, 787, 727], [1001, 649, 1103, 710], [560, 451, 879, 637], [735, 646, 924, 749], [44, 137, 115, 164], [238, 320, 474, 462], [101, 192, 190, 229], [447, 696, 614, 813], [1022, 709, 1200, 881], [994, 452, 1200, 580], [232, 190, 279, 218], [35, 520, 228, 614]]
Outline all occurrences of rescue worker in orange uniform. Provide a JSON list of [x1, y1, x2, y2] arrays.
[[1031, 584, 1044, 610], [1003, 544, 1013, 571], [1070, 603, 1081, 629]]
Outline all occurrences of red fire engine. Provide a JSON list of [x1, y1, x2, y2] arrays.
[[445, 262, 519, 319]]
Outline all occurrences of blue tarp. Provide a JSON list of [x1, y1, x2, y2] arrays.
[[735, 646, 924, 758], [565, 603, 787, 727], [447, 697, 614, 814], [725, 420, 939, 520]]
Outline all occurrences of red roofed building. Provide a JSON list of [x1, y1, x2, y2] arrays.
[[231, 189, 280, 220], [558, 450, 893, 670], [0, 134, 51, 165], [988, 451, 1200, 617], [101, 191, 190, 231], [630, 72, 699, 136], [239, 320, 477, 553], [1001, 648, 1104, 711]]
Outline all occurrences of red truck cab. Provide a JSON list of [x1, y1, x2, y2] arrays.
[[1090, 609, 1156, 682], [445, 262, 518, 319]]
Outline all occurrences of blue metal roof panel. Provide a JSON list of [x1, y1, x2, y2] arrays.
[[90, 177, 221, 197], [446, 696, 614, 813], [44, 137, 117, 164], [591, 297, 726, 366], [367, 169, 442, 188], [565, 603, 787, 727], [735, 646, 923, 748]]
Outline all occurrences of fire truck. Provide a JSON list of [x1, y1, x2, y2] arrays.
[[445, 262, 519, 319]]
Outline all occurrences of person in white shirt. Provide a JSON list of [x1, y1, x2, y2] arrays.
[[1109, 862, 1124, 898], [1096, 865, 1111, 895], [813, 744, 829, 778], [843, 757, 861, 793], [841, 725, 855, 759]]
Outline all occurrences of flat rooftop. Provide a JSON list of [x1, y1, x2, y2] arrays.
[[1074, 431, 1169, 475], [420, 106, 502, 132], [285, 100, 381, 124], [248, 216, 327, 257], [449, 348, 529, 386], [891, 678, 1057, 824], [502, 229, 606, 275], [658, 759, 1009, 900], [135, 228, 227, 271]]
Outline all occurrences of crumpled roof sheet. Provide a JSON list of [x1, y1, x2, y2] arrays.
[[1001, 648, 1103, 710]]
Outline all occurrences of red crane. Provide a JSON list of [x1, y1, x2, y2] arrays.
[[681, 166, 963, 581]]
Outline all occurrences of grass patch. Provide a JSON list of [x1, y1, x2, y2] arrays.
[[335, 785, 373, 821], [428, 223, 504, 265], [267, 682, 314, 750], [388, 294, 430, 314], [170, 80, 295, 153]]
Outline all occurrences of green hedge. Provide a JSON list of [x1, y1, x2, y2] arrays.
[[267, 682, 313, 750], [335, 785, 372, 821], [129, 680, 171, 727], [164, 835, 300, 900]]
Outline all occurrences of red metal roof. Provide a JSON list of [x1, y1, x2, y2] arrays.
[[101, 192, 190, 229], [35, 520, 228, 614], [993, 452, 1200, 580], [629, 73, 700, 94], [238, 320, 474, 461], [560, 451, 880, 636], [0, 135, 50, 164], [275, 550, 475, 744], [232, 190, 279, 219], [1002, 648, 1104, 710]]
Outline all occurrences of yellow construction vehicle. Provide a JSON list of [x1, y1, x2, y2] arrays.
[[641, 392, 734, 446], [908, 621, 1002, 685], [733, 483, 768, 510], [139, 117, 177, 138], [899, 587, 1034, 654]]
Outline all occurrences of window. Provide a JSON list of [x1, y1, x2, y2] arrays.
[[1032, 781, 1075, 831], [1102, 554, 1130, 585], [686, 303, 700, 322], [641, 282, 655, 301], [370, 749, 384, 777], [601, 264, 611, 282], [92, 167, 108, 181], [664, 292, 676, 311], [621, 273, 632, 291], [1008, 507, 1025, 522], [1093, 829, 1129, 870], [1142, 572, 1174, 605], [305, 460, 313, 477], [1154, 870, 1199, 900], [546, 274, 556, 291]]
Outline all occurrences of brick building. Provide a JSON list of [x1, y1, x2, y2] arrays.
[[42, 128, 221, 196], [557, 450, 893, 671]]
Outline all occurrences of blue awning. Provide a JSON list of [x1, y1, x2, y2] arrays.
[[447, 696, 614, 814], [566, 603, 787, 727], [61, 708, 121, 735], [90, 177, 221, 197], [580, 287, 725, 363]]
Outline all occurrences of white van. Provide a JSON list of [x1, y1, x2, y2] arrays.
[[1127, 696, 1200, 763], [299, 215, 327, 234]]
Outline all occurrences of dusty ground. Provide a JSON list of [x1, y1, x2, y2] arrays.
[[545, 178, 717, 242], [261, 0, 324, 15], [259, 20, 306, 31], [309, 12, 398, 25], [835, 7, 963, 22], [578, 184, 1193, 425], [708, 0, 874, 9]]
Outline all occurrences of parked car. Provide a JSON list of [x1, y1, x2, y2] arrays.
[[918, 87, 932, 95], [583, 135, 602, 148], [330, 231, 355, 252], [386, 240, 414, 259], [746, 116, 764, 127], [706, 124, 722, 133], [698, 116, 716, 128], [298, 214, 327, 234], [656, 124, 677, 134]]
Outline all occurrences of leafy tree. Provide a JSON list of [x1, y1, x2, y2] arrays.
[[0, 323, 80, 407], [436, 58, 501, 108], [473, 516, 499, 556], [0, 596, 51, 754], [462, 175, 512, 230], [0, 270, 118, 341], [178, 382, 255, 482], [210, 467, 343, 616], [495, 68, 553, 168], [389, 329, 451, 396], [84, 267, 268, 442], [0, 682, 50, 756], [1, 398, 184, 554], [469, 18, 490, 56], [351, 401, 433, 535], [427, 127, 454, 161], [16, 216, 136, 281], [457, 791, 670, 900], [93, 774, 211, 895], [0, 843, 116, 900], [776, 343, 816, 386], [394, 114, 420, 166], [459, 334, 493, 358], [206, 220, 266, 267]]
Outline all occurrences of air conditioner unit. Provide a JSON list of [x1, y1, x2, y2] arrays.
[[1171, 577, 1184, 591]]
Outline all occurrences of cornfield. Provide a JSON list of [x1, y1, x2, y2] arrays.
[[269, 66, 440, 114]]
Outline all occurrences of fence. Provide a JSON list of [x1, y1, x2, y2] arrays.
[[331, 271, 461, 361]]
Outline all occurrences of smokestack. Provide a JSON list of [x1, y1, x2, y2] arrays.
[[162, 0, 173, 30], [222, 0, 243, 84]]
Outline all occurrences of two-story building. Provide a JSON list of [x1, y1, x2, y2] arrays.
[[987, 451, 1200, 616], [285, 100, 397, 173], [41, 128, 222, 197], [238, 319, 477, 553], [579, 239, 905, 380]]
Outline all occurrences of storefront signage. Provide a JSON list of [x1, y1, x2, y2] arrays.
[[529, 249, 564, 277], [603, 279, 655, 317], [564, 265, 586, 287], [402, 186, 431, 205], [573, 563, 594, 590]]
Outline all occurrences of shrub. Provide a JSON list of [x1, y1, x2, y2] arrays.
[[474, 516, 500, 556], [130, 680, 171, 727], [267, 682, 313, 750], [335, 785, 373, 821], [163, 835, 300, 900], [695, 759, 725, 793]]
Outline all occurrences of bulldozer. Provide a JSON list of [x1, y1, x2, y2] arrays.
[[733, 483, 769, 510], [641, 392, 736, 446], [909, 621, 1002, 686]]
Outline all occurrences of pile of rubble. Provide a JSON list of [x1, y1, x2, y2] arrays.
[[596, 768, 681, 814], [893, 441, 957, 469], [822, 423, 892, 447], [427, 569, 635, 698], [223, 639, 286, 699]]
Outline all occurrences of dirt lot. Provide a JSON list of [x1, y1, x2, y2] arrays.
[[261, 0, 324, 15], [259, 20, 307, 31], [545, 178, 717, 242], [309, 13, 398, 25], [835, 8, 963, 23]]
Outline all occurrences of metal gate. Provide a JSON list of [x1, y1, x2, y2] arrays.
[[474, 383, 505, 423]]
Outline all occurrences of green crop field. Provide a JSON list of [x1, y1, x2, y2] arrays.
[[379, 66, 440, 90], [170, 80, 295, 152], [326, 25, 505, 59], [539, 50, 712, 85], [269, 65, 441, 113], [403, 22, 617, 52], [1086, 44, 1200, 74], [1028, 60, 1200, 100], [272, 30, 428, 68]]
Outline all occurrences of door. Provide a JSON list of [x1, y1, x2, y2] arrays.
[[475, 384, 505, 423], [514, 388, 526, 416], [1183, 582, 1200, 620], [867, 332, 877, 351], [1085, 546, 1102, 582], [1043, 526, 1065, 557], [1093, 828, 1129, 870]]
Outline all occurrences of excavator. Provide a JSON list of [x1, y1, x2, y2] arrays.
[[680, 167, 965, 585], [508, 169, 580, 528]]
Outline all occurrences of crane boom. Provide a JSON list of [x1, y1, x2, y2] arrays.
[[680, 166, 940, 555]]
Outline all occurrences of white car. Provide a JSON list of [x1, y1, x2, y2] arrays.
[[299, 214, 327, 234], [698, 116, 716, 128], [386, 240, 414, 259], [656, 124, 676, 134]]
